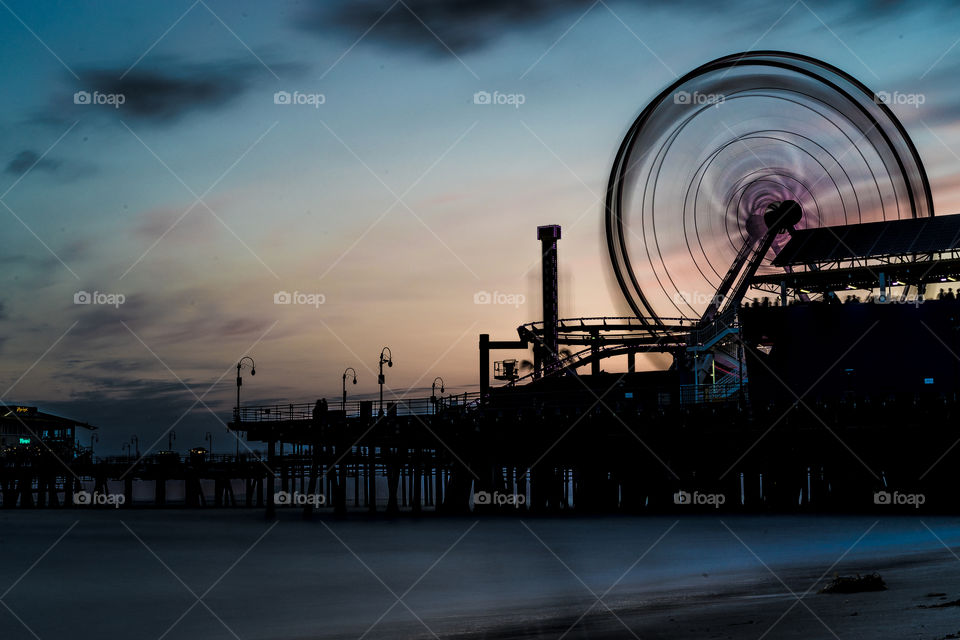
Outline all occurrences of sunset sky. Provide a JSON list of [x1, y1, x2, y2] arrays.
[[3, 0, 960, 452]]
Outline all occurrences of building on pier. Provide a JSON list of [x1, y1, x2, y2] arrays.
[[0, 405, 96, 453]]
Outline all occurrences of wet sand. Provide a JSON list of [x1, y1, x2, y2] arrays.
[[1, 511, 959, 639], [438, 551, 960, 639]]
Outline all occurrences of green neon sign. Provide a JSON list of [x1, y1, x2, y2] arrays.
[[18, 437, 30, 444]]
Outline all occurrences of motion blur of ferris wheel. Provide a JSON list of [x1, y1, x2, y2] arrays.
[[605, 51, 932, 328]]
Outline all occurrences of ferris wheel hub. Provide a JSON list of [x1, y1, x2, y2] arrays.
[[764, 200, 803, 233]]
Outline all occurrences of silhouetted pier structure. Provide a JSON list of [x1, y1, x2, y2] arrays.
[[6, 372, 960, 516]]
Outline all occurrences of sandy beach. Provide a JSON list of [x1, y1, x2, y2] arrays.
[[443, 549, 960, 639], [1, 512, 959, 639]]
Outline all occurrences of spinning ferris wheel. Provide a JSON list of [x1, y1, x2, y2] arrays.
[[605, 51, 933, 328]]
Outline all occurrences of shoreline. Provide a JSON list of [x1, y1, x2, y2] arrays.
[[2, 512, 959, 640], [435, 548, 960, 640]]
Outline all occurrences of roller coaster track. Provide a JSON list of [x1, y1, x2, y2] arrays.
[[506, 314, 741, 387], [505, 316, 695, 387]]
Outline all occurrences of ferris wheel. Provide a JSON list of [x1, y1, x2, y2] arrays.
[[605, 51, 933, 327]]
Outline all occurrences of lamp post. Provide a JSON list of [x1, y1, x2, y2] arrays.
[[205, 431, 213, 454], [235, 356, 256, 460], [431, 376, 445, 414], [168, 430, 176, 451], [131, 435, 139, 457], [378, 347, 393, 417], [90, 433, 98, 459], [342, 367, 357, 411]]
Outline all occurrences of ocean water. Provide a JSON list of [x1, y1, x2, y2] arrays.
[[0, 511, 957, 639]]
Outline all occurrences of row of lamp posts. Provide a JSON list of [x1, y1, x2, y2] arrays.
[[232, 347, 450, 450]]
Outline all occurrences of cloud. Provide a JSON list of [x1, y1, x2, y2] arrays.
[[70, 58, 301, 123], [296, 0, 597, 55], [297, 0, 960, 59], [76, 63, 251, 122], [5, 150, 61, 175]]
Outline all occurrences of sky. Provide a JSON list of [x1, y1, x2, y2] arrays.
[[3, 0, 960, 453]]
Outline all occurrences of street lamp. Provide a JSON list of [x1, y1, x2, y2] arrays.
[[342, 367, 357, 411], [432, 376, 445, 414], [131, 435, 139, 457], [235, 356, 256, 460], [168, 430, 176, 451], [378, 347, 393, 417], [205, 431, 213, 454], [90, 433, 99, 458]]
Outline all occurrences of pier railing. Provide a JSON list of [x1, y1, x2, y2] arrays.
[[234, 392, 483, 423]]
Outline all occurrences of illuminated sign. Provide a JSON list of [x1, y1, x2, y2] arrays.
[[18, 437, 30, 444], [924, 377, 935, 385], [15, 406, 29, 413]]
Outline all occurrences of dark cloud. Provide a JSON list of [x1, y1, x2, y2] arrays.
[[5, 150, 61, 175], [298, 0, 960, 58], [77, 63, 252, 122], [297, 0, 596, 55], [70, 58, 302, 124]]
